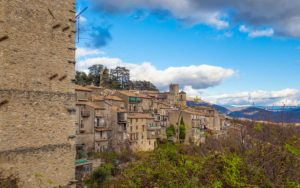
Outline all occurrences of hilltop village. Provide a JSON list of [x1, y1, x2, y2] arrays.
[[75, 83, 232, 178]]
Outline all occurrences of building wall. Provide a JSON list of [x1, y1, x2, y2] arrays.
[[0, 0, 76, 187], [168, 110, 205, 144], [76, 90, 91, 101], [128, 118, 156, 151], [75, 105, 95, 152]]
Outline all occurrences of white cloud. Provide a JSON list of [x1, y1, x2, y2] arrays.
[[183, 86, 204, 97], [92, 0, 229, 29], [76, 48, 105, 58], [79, 16, 87, 24], [76, 56, 234, 90], [202, 88, 300, 106], [239, 25, 274, 38], [92, 0, 300, 38]]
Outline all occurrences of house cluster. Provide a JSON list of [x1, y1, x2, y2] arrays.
[[75, 83, 231, 156]]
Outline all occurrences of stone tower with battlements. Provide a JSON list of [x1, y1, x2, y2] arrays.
[[0, 0, 76, 187]]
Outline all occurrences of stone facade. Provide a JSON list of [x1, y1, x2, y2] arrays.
[[0, 0, 76, 187], [74, 84, 230, 155], [127, 113, 157, 151]]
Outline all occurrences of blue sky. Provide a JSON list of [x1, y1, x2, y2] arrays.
[[76, 0, 300, 106]]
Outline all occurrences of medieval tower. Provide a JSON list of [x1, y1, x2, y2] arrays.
[[0, 0, 76, 187]]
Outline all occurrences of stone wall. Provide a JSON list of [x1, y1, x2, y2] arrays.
[[0, 0, 76, 187]]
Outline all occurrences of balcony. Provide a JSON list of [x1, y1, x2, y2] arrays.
[[79, 126, 85, 133], [118, 112, 127, 122], [81, 110, 90, 117]]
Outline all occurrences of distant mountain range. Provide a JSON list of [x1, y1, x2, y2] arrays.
[[187, 101, 300, 123]]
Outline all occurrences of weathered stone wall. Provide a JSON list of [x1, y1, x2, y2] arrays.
[[0, 0, 76, 187], [0, 0, 76, 93], [0, 144, 74, 188]]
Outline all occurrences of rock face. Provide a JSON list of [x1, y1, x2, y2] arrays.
[[0, 0, 76, 187]]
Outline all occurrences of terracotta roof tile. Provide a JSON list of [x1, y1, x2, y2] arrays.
[[117, 90, 152, 99], [75, 85, 92, 92]]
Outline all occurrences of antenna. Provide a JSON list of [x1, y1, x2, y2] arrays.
[[75, 7, 88, 43], [75, 7, 88, 19]]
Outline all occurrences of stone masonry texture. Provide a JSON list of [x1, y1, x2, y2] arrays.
[[0, 0, 76, 187]]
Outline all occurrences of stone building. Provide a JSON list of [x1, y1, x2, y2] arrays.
[[76, 85, 92, 101], [168, 106, 224, 145], [74, 84, 230, 154], [127, 113, 157, 151], [115, 90, 159, 151], [168, 84, 180, 106], [116, 90, 152, 113], [168, 109, 206, 144], [75, 86, 95, 155], [91, 94, 128, 152], [0, 0, 76, 187]]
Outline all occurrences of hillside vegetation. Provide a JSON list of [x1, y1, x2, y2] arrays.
[[84, 121, 300, 188]]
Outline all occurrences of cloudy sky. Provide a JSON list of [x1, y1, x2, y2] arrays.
[[76, 0, 300, 106]]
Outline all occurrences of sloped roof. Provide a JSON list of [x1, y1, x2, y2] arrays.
[[92, 95, 123, 102], [75, 85, 92, 92], [86, 85, 102, 89], [105, 95, 123, 101], [91, 95, 105, 101], [117, 90, 152, 99]]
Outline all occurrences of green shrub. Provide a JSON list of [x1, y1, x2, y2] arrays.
[[84, 163, 113, 187], [254, 123, 263, 132], [166, 125, 175, 138]]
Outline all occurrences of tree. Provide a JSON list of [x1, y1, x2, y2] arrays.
[[179, 118, 186, 141], [88, 64, 104, 86], [75, 64, 159, 90], [110, 66, 130, 89], [166, 125, 176, 138], [131, 80, 158, 91], [75, 71, 92, 85]]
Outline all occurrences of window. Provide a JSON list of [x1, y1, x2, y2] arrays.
[[130, 126, 133, 132], [80, 120, 84, 128], [96, 118, 99, 127], [136, 126, 138, 130]]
